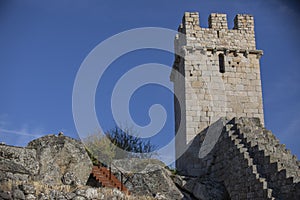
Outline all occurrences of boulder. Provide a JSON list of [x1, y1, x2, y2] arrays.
[[0, 160, 30, 177], [0, 191, 12, 200], [112, 158, 184, 199], [19, 183, 35, 195], [12, 189, 25, 200], [27, 134, 92, 185], [0, 157, 32, 190], [25, 194, 36, 200], [176, 176, 230, 200], [84, 188, 99, 199], [112, 158, 165, 173], [0, 145, 39, 175], [62, 171, 81, 186]]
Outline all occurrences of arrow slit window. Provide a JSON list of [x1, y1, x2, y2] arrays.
[[219, 53, 225, 73]]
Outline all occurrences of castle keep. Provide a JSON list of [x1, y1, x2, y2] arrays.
[[171, 12, 264, 162], [171, 12, 299, 199]]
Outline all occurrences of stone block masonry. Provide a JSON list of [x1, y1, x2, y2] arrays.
[[170, 12, 264, 170], [178, 118, 300, 199]]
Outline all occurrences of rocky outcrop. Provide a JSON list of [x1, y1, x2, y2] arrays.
[[0, 181, 154, 200], [0, 135, 158, 199], [0, 144, 38, 188], [111, 158, 229, 199], [111, 159, 184, 199], [0, 134, 92, 188], [173, 175, 230, 200], [27, 134, 92, 185], [0, 145, 39, 180]]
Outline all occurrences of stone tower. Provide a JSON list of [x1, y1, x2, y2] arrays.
[[170, 12, 264, 169]]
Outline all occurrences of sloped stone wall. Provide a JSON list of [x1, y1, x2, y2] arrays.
[[178, 117, 300, 199], [229, 118, 300, 199], [0, 145, 38, 176]]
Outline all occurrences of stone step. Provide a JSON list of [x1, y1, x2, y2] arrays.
[[240, 129, 297, 165], [225, 124, 234, 131], [91, 166, 129, 194], [223, 129, 277, 199], [246, 140, 298, 181], [230, 121, 300, 198], [227, 126, 281, 198], [236, 128, 298, 171]]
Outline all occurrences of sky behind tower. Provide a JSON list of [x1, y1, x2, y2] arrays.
[[0, 0, 299, 160]]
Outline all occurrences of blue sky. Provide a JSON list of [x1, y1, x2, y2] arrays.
[[0, 0, 299, 159]]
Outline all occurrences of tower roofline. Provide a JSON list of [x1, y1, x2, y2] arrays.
[[179, 12, 255, 31]]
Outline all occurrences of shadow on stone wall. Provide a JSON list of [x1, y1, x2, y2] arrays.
[[176, 117, 300, 199]]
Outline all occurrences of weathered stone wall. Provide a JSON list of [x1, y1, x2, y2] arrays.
[[0, 145, 38, 185], [171, 13, 264, 169], [0, 145, 39, 176], [0, 134, 92, 187], [178, 117, 300, 199], [27, 134, 93, 185]]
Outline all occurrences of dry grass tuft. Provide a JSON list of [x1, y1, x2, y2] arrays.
[[0, 180, 13, 191], [1, 179, 156, 199]]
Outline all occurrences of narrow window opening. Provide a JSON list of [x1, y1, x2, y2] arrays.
[[219, 53, 225, 73], [217, 30, 220, 38]]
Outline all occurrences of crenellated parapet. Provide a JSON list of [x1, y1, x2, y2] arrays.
[[176, 12, 257, 52]]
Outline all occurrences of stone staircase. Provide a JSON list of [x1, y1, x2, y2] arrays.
[[177, 117, 299, 199], [91, 166, 129, 194], [226, 118, 300, 199], [222, 124, 275, 199]]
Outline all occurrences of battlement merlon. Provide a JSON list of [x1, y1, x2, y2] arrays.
[[179, 12, 254, 32], [176, 12, 259, 51], [209, 13, 228, 29], [234, 14, 255, 31]]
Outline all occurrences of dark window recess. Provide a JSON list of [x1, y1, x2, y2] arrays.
[[219, 54, 225, 73]]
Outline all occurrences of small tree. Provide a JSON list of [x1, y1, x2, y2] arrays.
[[84, 126, 158, 165], [84, 133, 116, 166], [106, 126, 158, 159]]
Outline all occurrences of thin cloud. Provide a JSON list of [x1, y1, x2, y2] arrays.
[[0, 114, 45, 139], [0, 128, 43, 138]]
